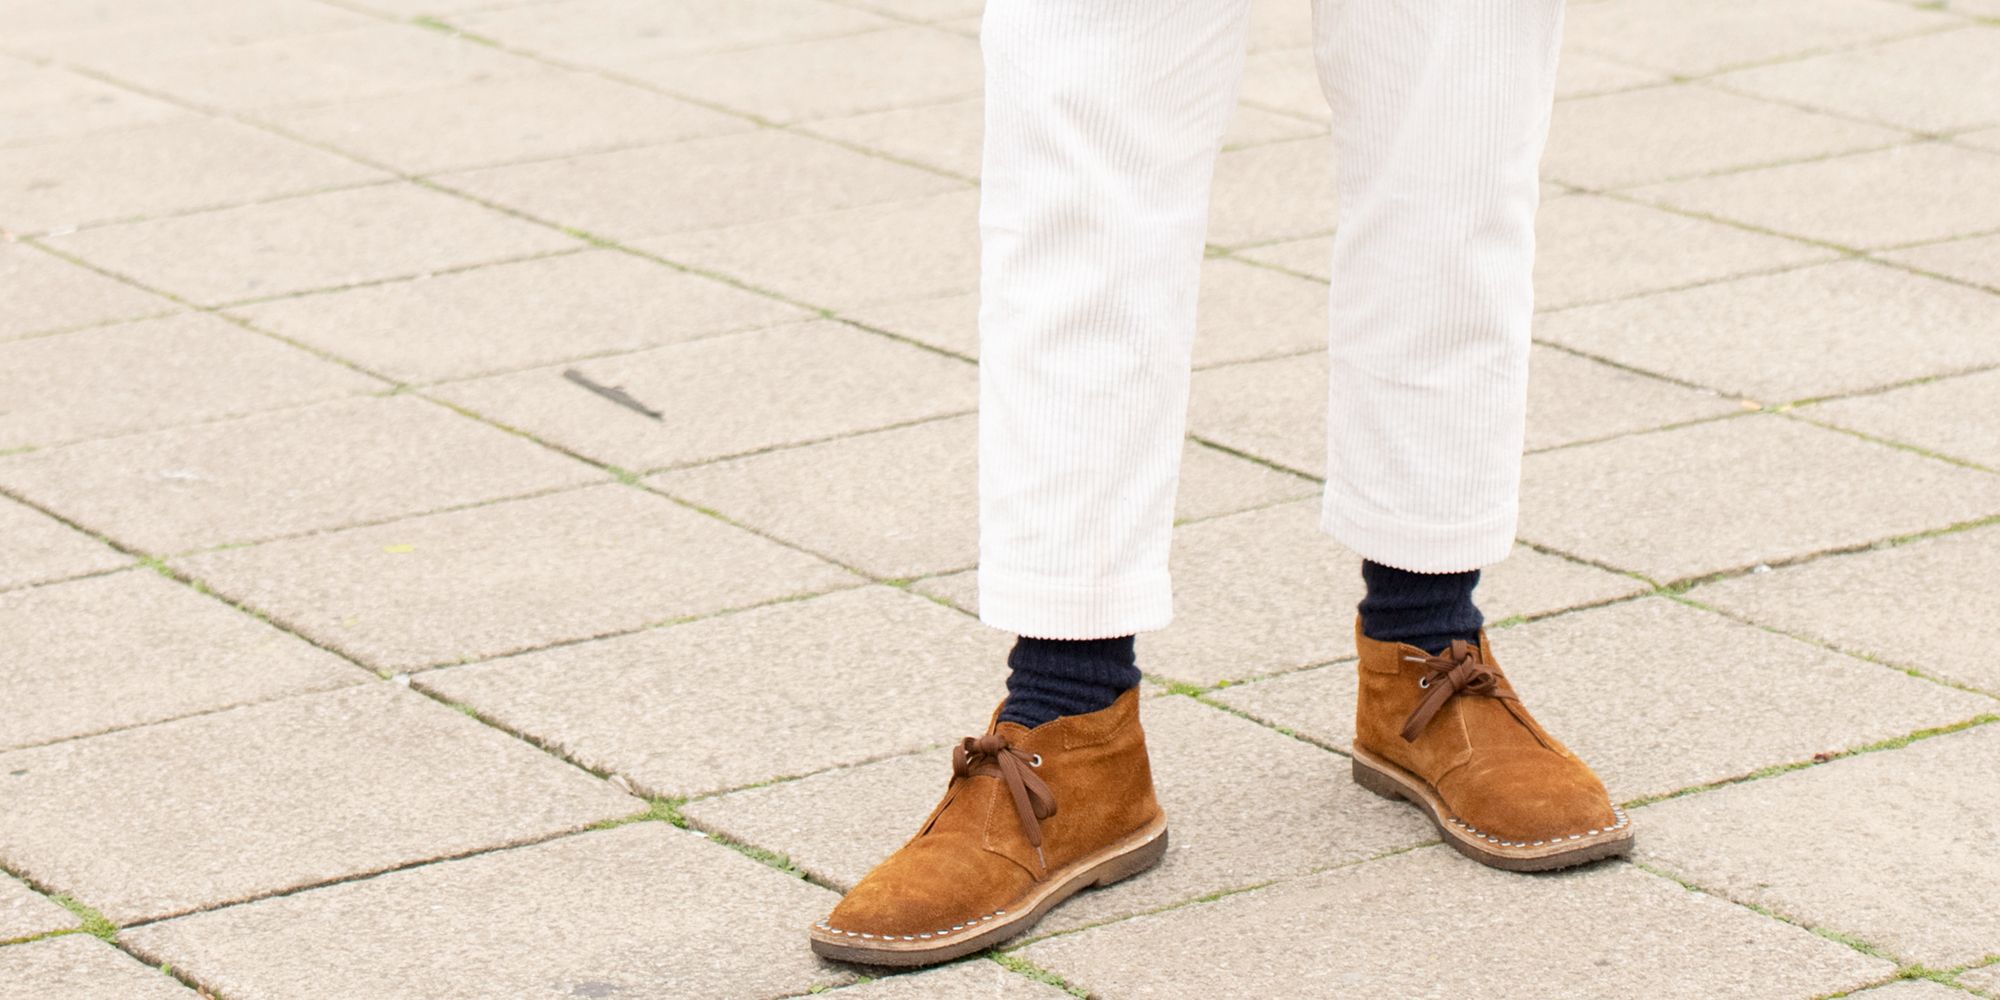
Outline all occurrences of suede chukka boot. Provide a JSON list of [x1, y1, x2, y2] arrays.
[[1349, 619, 1633, 871], [809, 688, 1168, 966]]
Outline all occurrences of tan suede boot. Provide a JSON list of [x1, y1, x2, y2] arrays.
[[809, 688, 1168, 966], [1350, 619, 1632, 871]]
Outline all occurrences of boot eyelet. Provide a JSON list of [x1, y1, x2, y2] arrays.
[[1417, 677, 1430, 689], [1028, 754, 1042, 767]]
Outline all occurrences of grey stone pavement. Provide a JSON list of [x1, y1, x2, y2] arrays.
[[2, 0, 1999, 996]]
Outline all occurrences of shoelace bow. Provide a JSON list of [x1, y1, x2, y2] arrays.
[[952, 731, 1057, 864], [1399, 639, 1517, 743]]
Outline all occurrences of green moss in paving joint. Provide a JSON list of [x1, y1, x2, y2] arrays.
[[591, 797, 687, 831], [51, 895, 118, 941], [409, 15, 501, 48], [988, 954, 1090, 998], [1621, 713, 1999, 809], [1151, 677, 1208, 698]]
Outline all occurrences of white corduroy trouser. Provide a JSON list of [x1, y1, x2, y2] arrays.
[[976, 0, 1566, 640]]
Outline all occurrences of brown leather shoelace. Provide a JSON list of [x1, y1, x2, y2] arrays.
[[953, 732, 1057, 864], [1399, 639, 1518, 742]]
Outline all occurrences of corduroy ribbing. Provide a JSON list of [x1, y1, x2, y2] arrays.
[[976, 0, 1565, 636]]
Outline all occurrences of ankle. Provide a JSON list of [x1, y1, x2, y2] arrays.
[[999, 635, 1141, 729], [1356, 559, 1484, 654]]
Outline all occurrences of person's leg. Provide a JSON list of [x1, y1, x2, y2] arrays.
[[1316, 0, 1633, 872], [812, 0, 1249, 965]]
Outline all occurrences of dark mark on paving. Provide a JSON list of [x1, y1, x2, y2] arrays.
[[563, 368, 662, 420]]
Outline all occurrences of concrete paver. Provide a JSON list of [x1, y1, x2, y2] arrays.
[[232, 248, 809, 384], [0, 874, 75, 942], [632, 26, 982, 125], [1691, 523, 2000, 695], [121, 823, 849, 1000], [0, 684, 636, 923], [1544, 83, 1907, 191], [1518, 415, 2000, 584], [0, 498, 128, 592], [0, 242, 169, 341], [1637, 724, 2000, 969], [1631, 143, 2000, 251], [434, 320, 978, 471], [1532, 194, 1838, 310], [0, 570, 360, 752], [1017, 845, 1894, 998], [0, 118, 384, 235], [1803, 367, 2000, 471], [448, 0, 891, 66], [1534, 260, 2000, 402], [1712, 26, 2000, 135], [0, 312, 385, 451], [418, 586, 1009, 798], [439, 129, 965, 241], [0, 935, 197, 1000], [47, 181, 579, 306], [0, 395, 603, 552], [174, 484, 856, 671], [1563, 0, 1955, 77], [257, 69, 749, 175]]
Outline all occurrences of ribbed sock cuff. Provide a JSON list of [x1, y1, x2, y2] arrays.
[[1356, 559, 1484, 654], [999, 635, 1142, 729]]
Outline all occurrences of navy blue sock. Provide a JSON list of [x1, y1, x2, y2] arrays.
[[998, 635, 1141, 729], [1357, 560, 1484, 654]]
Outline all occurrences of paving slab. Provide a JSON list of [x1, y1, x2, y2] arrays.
[[1803, 368, 2000, 471], [841, 291, 979, 358], [1849, 983, 1980, 1000], [449, 0, 890, 65], [1189, 257, 1327, 368], [0, 683, 636, 923], [0, 935, 197, 1000], [47, 181, 579, 306], [0, 64, 188, 148], [257, 69, 748, 175], [1636, 723, 2000, 968], [0, 570, 361, 752], [804, 97, 985, 180], [1138, 500, 1645, 686], [685, 695, 1433, 938], [1556, 50, 1669, 99], [1221, 103, 1328, 150], [440, 128, 965, 241], [1016, 846, 1893, 998], [0, 117, 383, 234], [433, 320, 978, 471], [1206, 137, 1338, 248], [121, 823, 850, 1000], [11, 0, 369, 65], [1535, 260, 2000, 403], [0, 242, 169, 341], [1691, 524, 2000, 695], [420, 586, 1005, 797], [1964, 964, 2000, 996], [1543, 83, 1906, 191], [0, 394, 600, 553], [817, 961, 1074, 998], [1238, 47, 1326, 124], [1630, 143, 2000, 251], [99, 23, 544, 112], [1235, 233, 1333, 280], [1712, 26, 2000, 135], [1211, 596, 1993, 802], [1517, 415, 2000, 584], [650, 415, 1312, 579], [1532, 194, 1838, 310], [1563, 0, 1955, 77], [638, 192, 980, 311], [633, 26, 982, 124], [1880, 232, 2000, 291], [0, 874, 75, 942], [175, 484, 856, 671], [0, 312, 384, 451], [0, 498, 128, 592], [233, 249, 807, 383]]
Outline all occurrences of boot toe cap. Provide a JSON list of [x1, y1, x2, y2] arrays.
[[1439, 749, 1618, 843], [824, 834, 1035, 938]]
